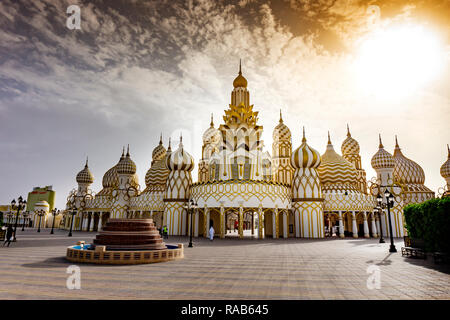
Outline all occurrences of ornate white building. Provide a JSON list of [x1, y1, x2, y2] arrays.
[[64, 63, 437, 239]]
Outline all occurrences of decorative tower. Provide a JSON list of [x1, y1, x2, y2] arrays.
[[439, 144, 450, 197], [291, 128, 324, 238], [199, 114, 220, 182], [111, 146, 138, 219], [272, 110, 293, 185], [371, 135, 404, 237], [163, 136, 194, 235], [341, 125, 367, 193], [144, 134, 169, 193]]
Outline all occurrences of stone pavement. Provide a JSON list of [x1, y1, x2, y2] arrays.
[[0, 228, 449, 299]]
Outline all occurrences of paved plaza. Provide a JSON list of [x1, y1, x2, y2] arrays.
[[0, 228, 449, 300]]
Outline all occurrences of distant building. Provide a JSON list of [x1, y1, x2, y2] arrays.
[[27, 186, 55, 212]]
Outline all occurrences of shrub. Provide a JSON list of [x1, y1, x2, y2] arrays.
[[404, 197, 450, 252]]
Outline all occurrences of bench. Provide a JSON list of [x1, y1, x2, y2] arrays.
[[401, 237, 426, 259]]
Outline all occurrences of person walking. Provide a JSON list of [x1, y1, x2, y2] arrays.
[[3, 225, 14, 247], [209, 225, 215, 241], [163, 225, 168, 239]]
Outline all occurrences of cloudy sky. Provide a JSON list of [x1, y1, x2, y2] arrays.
[[0, 0, 449, 209]]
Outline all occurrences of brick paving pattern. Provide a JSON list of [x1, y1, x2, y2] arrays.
[[0, 229, 449, 299]]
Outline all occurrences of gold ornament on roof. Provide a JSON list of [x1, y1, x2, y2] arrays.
[[223, 102, 259, 126], [233, 59, 247, 88]]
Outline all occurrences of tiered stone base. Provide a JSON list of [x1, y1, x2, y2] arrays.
[[93, 218, 166, 250]]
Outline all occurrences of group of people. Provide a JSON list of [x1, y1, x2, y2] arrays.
[[2, 225, 14, 247]]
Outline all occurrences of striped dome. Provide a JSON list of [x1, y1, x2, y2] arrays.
[[318, 133, 357, 186], [440, 144, 450, 179], [145, 159, 170, 190], [393, 137, 425, 184], [152, 135, 166, 162], [116, 147, 137, 175], [341, 125, 360, 155], [166, 137, 194, 171], [291, 128, 320, 169], [102, 165, 119, 188], [371, 135, 395, 169], [273, 111, 291, 141], [203, 115, 221, 144], [76, 159, 94, 184]]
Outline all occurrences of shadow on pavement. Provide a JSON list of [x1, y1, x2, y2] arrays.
[[21, 256, 71, 268]]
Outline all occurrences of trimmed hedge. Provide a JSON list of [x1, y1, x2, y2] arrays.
[[404, 197, 450, 253]]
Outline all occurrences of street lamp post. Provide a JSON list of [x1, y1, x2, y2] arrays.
[[377, 190, 397, 253], [11, 196, 27, 241], [183, 199, 198, 248], [50, 208, 60, 234], [68, 210, 76, 237], [35, 209, 46, 233], [21, 211, 29, 231], [376, 206, 385, 243]]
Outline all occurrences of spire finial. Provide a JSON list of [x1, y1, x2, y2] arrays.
[[279, 109, 283, 123], [121, 146, 125, 158], [379, 134, 384, 148], [126, 144, 130, 157], [347, 124, 351, 137], [168, 137, 172, 151], [327, 131, 331, 145], [210, 113, 214, 127], [447, 144, 450, 158], [302, 126, 306, 143], [85, 156, 88, 167], [395, 135, 399, 148], [159, 133, 163, 144], [239, 59, 242, 75]]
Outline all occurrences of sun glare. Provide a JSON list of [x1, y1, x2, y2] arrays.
[[354, 24, 445, 100]]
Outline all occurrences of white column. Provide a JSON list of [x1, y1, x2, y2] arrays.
[[283, 211, 288, 238], [90, 213, 95, 231], [272, 209, 276, 239], [295, 209, 300, 238], [352, 211, 358, 238], [338, 211, 344, 238], [363, 212, 369, 238], [376, 215, 382, 238], [194, 208, 199, 237], [205, 205, 210, 238], [239, 204, 244, 239], [370, 212, 377, 238], [98, 214, 103, 231], [220, 203, 225, 239], [258, 205, 264, 239]]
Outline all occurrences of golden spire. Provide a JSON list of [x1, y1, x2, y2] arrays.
[[85, 156, 89, 168], [121, 146, 125, 159], [395, 135, 400, 149], [347, 124, 351, 137], [379, 134, 384, 148], [279, 109, 283, 123], [302, 126, 306, 143], [167, 137, 172, 152], [159, 133, 163, 145], [447, 144, 450, 159], [210, 113, 214, 127], [327, 131, 331, 145], [126, 144, 130, 157], [233, 59, 247, 88]]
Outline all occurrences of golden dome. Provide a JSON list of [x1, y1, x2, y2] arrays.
[[152, 134, 167, 163], [233, 60, 247, 88], [165, 136, 194, 171], [291, 127, 320, 169], [341, 124, 360, 155], [393, 136, 425, 184], [116, 146, 137, 175], [102, 165, 119, 189], [371, 135, 395, 170], [145, 159, 170, 192], [440, 144, 450, 179], [273, 110, 292, 141], [317, 132, 358, 188], [76, 158, 94, 184]]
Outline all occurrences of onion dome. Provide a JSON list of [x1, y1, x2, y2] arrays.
[[232, 60, 248, 88], [166, 136, 194, 171], [371, 135, 395, 169], [152, 134, 167, 162], [76, 158, 94, 184], [102, 165, 119, 188], [34, 200, 49, 212], [203, 114, 221, 144], [317, 132, 358, 186], [273, 110, 292, 141], [145, 159, 170, 190], [440, 144, 450, 179], [116, 146, 137, 175], [291, 127, 320, 169], [393, 136, 425, 184], [341, 124, 360, 155]]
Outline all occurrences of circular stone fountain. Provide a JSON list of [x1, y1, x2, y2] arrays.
[[66, 219, 183, 264]]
